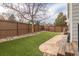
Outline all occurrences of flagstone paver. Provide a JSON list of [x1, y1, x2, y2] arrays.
[[39, 34, 67, 56], [71, 41, 79, 56]]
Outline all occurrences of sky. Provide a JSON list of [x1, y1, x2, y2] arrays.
[[45, 3, 67, 24], [0, 3, 67, 24]]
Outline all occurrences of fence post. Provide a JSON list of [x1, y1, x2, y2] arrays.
[[54, 26, 55, 32], [61, 26, 62, 32], [34, 25, 35, 32], [17, 22, 18, 35], [28, 24, 29, 33], [38, 25, 39, 32], [25, 24, 27, 33], [61, 26, 63, 32], [48, 26, 50, 31], [39, 25, 40, 31]]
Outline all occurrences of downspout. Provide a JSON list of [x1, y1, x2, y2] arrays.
[[69, 3, 72, 43]]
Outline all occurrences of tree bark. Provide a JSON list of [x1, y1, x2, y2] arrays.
[[31, 17, 34, 33], [32, 23, 34, 33]]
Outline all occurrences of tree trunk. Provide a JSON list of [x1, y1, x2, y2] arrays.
[[31, 16, 34, 33], [32, 23, 34, 33]]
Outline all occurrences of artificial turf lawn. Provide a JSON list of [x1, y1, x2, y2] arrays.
[[0, 32, 59, 56]]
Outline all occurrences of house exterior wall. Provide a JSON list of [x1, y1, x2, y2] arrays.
[[72, 3, 79, 41]]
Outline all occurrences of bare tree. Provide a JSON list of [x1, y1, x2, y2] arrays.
[[1, 3, 48, 32], [8, 14, 16, 22]]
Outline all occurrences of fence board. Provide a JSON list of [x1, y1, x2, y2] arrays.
[[0, 20, 42, 39], [44, 26, 67, 32], [0, 20, 67, 39]]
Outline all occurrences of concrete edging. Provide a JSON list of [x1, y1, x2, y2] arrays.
[[0, 31, 44, 43]]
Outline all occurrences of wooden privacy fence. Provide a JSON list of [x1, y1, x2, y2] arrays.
[[0, 20, 44, 39], [44, 25, 67, 32], [0, 20, 67, 39]]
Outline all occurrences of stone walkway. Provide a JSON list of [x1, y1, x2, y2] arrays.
[[0, 31, 43, 43], [39, 34, 67, 56], [72, 41, 79, 56]]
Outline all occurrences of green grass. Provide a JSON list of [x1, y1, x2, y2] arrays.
[[0, 32, 60, 56]]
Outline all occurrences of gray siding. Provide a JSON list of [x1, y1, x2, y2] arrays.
[[72, 3, 79, 41]]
